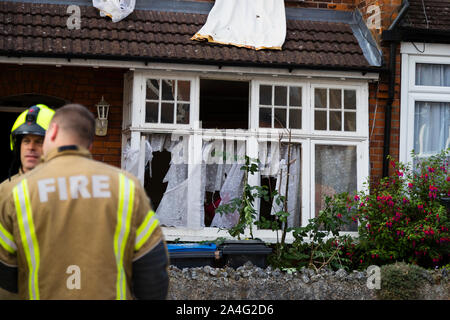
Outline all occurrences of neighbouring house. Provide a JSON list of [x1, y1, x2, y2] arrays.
[[1, 0, 445, 243], [382, 0, 450, 167]]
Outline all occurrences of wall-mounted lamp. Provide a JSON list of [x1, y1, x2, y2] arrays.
[[95, 96, 109, 136]]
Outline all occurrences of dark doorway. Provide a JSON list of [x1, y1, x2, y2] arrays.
[[200, 79, 249, 129]]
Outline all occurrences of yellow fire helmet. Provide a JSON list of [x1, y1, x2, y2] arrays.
[[10, 104, 55, 151]]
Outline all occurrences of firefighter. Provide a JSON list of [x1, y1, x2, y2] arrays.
[[0, 103, 169, 300], [0, 104, 54, 300], [2, 104, 55, 184]]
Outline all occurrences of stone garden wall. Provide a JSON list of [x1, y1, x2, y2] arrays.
[[167, 262, 450, 300]]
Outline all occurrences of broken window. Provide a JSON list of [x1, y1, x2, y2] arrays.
[[200, 79, 249, 129], [125, 71, 370, 242], [143, 134, 189, 227], [259, 141, 302, 228], [203, 139, 247, 227]]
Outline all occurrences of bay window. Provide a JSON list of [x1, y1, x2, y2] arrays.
[[122, 70, 369, 242]]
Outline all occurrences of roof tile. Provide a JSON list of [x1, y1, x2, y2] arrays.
[[0, 1, 375, 70], [401, 0, 450, 31]]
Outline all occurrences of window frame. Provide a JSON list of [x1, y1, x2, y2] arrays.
[[136, 72, 199, 130], [310, 83, 367, 137], [400, 43, 450, 164], [311, 140, 369, 225], [123, 70, 370, 243], [253, 81, 308, 131]]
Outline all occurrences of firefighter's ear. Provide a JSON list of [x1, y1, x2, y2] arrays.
[[47, 122, 58, 142]]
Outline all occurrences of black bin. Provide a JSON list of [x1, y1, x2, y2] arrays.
[[219, 240, 272, 269]]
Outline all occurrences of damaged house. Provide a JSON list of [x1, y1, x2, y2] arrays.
[[0, 0, 446, 243]]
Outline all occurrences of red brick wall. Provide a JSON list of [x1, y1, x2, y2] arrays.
[[0, 64, 126, 168], [368, 42, 402, 183], [285, 0, 356, 10]]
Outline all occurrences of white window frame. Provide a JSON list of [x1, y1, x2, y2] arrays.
[[253, 80, 308, 132], [123, 69, 370, 243], [311, 140, 368, 225], [400, 43, 450, 164]]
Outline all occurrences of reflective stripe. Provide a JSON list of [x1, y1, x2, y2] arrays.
[[0, 222, 17, 254], [113, 174, 134, 300], [13, 180, 40, 300], [135, 210, 159, 251]]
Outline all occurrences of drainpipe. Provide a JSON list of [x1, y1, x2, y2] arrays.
[[382, 0, 409, 177]]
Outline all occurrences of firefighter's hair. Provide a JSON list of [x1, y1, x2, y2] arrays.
[[51, 104, 95, 147]]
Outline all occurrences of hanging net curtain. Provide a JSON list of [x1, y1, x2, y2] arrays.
[[127, 134, 302, 229], [259, 142, 302, 228], [208, 140, 247, 228], [144, 134, 189, 227], [268, 144, 301, 228]]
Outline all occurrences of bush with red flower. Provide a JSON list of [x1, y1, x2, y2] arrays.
[[267, 149, 449, 272], [352, 148, 450, 269]]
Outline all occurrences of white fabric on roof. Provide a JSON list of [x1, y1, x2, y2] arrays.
[[93, 0, 135, 23], [192, 0, 286, 50]]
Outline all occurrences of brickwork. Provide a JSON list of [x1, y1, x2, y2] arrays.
[[285, 0, 356, 10], [0, 64, 126, 168]]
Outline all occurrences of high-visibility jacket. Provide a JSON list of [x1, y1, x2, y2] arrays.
[[0, 171, 23, 300], [0, 145, 166, 300], [0, 170, 23, 188]]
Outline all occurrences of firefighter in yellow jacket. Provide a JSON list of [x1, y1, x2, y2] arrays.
[[0, 104, 54, 300], [1, 104, 55, 185], [0, 104, 169, 300]]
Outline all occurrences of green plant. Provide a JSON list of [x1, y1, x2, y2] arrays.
[[215, 156, 262, 239], [269, 149, 449, 272], [352, 149, 450, 269], [269, 193, 358, 271], [215, 129, 296, 243], [377, 262, 429, 300]]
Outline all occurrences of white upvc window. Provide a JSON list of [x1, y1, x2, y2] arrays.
[[400, 43, 450, 164], [122, 69, 370, 242]]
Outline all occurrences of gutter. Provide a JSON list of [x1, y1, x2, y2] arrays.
[[381, 0, 410, 178], [1, 51, 385, 74]]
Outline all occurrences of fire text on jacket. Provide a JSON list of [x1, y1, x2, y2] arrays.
[[37, 175, 111, 202]]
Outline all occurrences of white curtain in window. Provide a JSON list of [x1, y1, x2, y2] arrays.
[[415, 63, 450, 87], [207, 140, 246, 228], [414, 64, 450, 156], [269, 144, 301, 227], [149, 134, 189, 227], [414, 102, 450, 156], [258, 140, 281, 176], [123, 140, 152, 178]]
